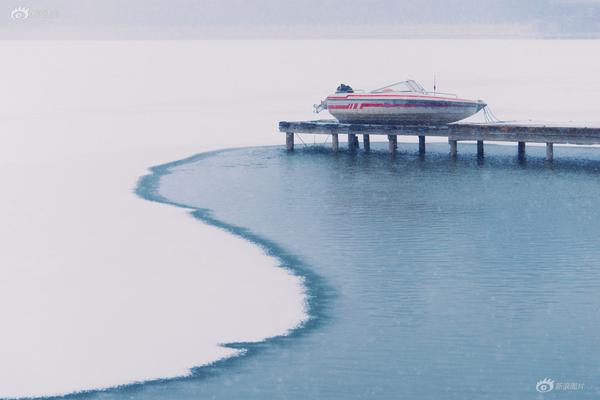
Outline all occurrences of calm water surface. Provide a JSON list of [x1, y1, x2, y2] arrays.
[[109, 143, 600, 399]]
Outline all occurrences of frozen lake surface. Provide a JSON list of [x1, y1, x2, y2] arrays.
[[121, 142, 600, 399]]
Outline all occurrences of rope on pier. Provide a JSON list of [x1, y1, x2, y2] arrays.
[[483, 106, 502, 123], [295, 133, 309, 147], [298, 132, 331, 145]]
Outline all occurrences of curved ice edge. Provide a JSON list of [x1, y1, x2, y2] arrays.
[[16, 146, 331, 400]]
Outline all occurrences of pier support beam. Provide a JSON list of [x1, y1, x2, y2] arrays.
[[286, 132, 294, 151], [388, 134, 397, 153], [348, 133, 358, 151], [419, 135, 426, 154], [449, 139, 458, 158], [477, 140, 484, 157], [546, 142, 554, 161], [363, 134, 371, 151], [332, 134, 339, 152], [518, 141, 526, 159]]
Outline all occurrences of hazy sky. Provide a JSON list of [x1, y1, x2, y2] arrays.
[[1, 0, 600, 37]]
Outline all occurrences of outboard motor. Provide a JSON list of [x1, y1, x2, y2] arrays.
[[336, 83, 354, 93]]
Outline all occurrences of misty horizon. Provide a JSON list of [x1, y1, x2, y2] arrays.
[[2, 0, 600, 39]]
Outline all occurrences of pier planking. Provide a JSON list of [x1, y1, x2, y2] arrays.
[[280, 119, 600, 160]]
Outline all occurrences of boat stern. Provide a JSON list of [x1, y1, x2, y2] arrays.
[[476, 99, 487, 112]]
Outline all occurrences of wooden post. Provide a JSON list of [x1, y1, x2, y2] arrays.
[[332, 134, 339, 152], [518, 141, 526, 158], [348, 133, 357, 151], [477, 140, 484, 157], [546, 142, 554, 161], [286, 132, 294, 151], [388, 134, 397, 153], [418, 135, 426, 154], [449, 139, 458, 157], [363, 134, 370, 151]]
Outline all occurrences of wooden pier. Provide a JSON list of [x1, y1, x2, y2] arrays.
[[279, 120, 600, 161]]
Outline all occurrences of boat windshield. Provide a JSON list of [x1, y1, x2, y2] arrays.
[[371, 80, 426, 94]]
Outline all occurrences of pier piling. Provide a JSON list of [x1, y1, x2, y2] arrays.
[[518, 141, 526, 159], [477, 140, 484, 157], [363, 134, 371, 151], [286, 132, 294, 151], [419, 135, 426, 154], [332, 133, 339, 152], [388, 135, 398, 153], [348, 134, 358, 151], [449, 139, 458, 157], [546, 143, 554, 161]]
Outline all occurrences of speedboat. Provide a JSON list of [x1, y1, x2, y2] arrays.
[[314, 80, 486, 125]]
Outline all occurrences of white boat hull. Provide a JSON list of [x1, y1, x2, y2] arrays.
[[326, 95, 486, 125]]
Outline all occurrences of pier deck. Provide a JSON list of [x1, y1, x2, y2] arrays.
[[279, 119, 600, 160]]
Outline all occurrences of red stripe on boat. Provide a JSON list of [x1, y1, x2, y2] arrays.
[[358, 103, 457, 108], [328, 105, 352, 109], [344, 103, 463, 110]]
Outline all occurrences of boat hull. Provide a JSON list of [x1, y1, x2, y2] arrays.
[[326, 95, 485, 125]]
